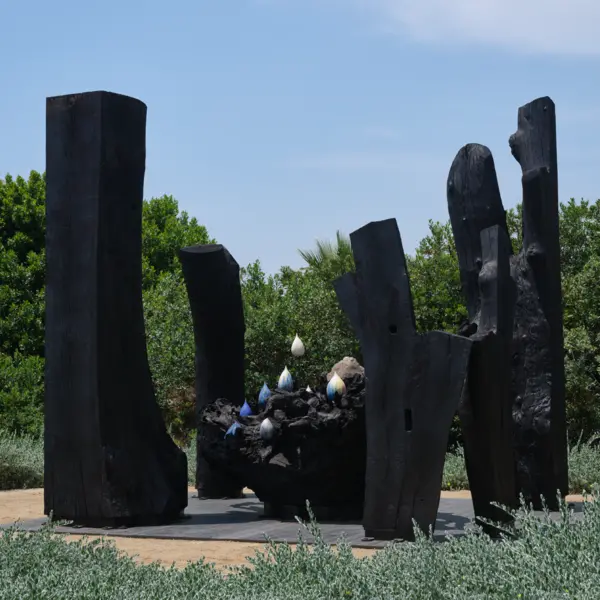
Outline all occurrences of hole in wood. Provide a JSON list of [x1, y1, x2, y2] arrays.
[[404, 409, 413, 432], [389, 324, 397, 334]]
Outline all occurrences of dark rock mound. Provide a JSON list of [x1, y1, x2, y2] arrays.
[[199, 374, 366, 521]]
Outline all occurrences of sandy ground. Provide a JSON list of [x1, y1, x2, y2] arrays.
[[0, 488, 377, 569], [0, 488, 586, 569]]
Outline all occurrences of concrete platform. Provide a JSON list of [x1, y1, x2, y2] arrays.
[[2, 492, 584, 549]]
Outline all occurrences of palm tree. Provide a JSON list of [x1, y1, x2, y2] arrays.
[[298, 230, 354, 281]]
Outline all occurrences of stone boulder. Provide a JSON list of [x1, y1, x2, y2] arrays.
[[327, 357, 364, 382]]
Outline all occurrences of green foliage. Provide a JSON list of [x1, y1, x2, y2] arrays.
[[442, 435, 600, 495], [407, 220, 466, 334], [298, 230, 355, 283], [3, 167, 600, 451], [561, 200, 600, 438], [0, 353, 44, 437], [1, 497, 600, 598], [142, 195, 214, 289], [143, 271, 196, 441], [0, 173, 211, 438], [0, 429, 44, 490], [242, 260, 359, 399], [0, 172, 46, 357]]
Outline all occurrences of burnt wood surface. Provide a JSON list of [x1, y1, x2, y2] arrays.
[[44, 91, 188, 527], [335, 218, 472, 541], [199, 375, 367, 521], [509, 97, 568, 507], [179, 244, 246, 499], [447, 144, 510, 325], [447, 144, 518, 528]]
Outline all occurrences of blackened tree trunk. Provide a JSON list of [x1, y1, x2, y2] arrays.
[[447, 144, 518, 528], [44, 91, 188, 527], [179, 244, 245, 499], [335, 218, 472, 541], [509, 97, 568, 506]]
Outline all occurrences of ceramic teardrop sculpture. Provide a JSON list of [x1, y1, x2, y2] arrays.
[[278, 366, 293, 392], [259, 417, 275, 442], [326, 372, 346, 402], [225, 421, 241, 438], [291, 334, 305, 357], [258, 382, 271, 408], [240, 400, 253, 417], [306, 385, 312, 393]]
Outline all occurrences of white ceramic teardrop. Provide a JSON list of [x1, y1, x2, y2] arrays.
[[260, 417, 275, 442], [291, 334, 305, 357], [306, 385, 312, 393]]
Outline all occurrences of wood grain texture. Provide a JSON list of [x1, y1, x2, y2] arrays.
[[44, 91, 188, 526], [179, 244, 245, 499], [447, 144, 518, 528], [509, 97, 568, 507], [335, 218, 472, 541]]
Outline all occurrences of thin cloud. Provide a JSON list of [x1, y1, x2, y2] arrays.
[[354, 0, 600, 56]]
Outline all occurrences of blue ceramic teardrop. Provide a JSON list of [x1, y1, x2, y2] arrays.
[[240, 400, 253, 417], [258, 382, 271, 407], [278, 366, 293, 392], [225, 421, 241, 438]]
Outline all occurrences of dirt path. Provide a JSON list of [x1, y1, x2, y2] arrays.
[[0, 488, 377, 569], [0, 488, 586, 569]]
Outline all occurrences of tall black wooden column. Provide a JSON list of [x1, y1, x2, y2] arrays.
[[335, 218, 472, 541], [447, 144, 518, 528], [45, 91, 188, 526], [509, 97, 568, 506], [179, 244, 245, 499]]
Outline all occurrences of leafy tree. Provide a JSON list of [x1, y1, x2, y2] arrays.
[[0, 353, 44, 436], [143, 271, 196, 442], [0, 172, 46, 358], [142, 195, 214, 289], [242, 260, 359, 400], [298, 230, 355, 283], [560, 199, 600, 437], [0, 172, 212, 437]]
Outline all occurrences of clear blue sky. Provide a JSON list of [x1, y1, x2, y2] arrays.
[[1, 0, 598, 274]]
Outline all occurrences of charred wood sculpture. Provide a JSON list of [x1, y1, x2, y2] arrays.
[[447, 144, 518, 527], [447, 97, 568, 511], [334, 219, 472, 540], [199, 374, 367, 520], [44, 91, 188, 526], [179, 244, 246, 499], [508, 97, 568, 507]]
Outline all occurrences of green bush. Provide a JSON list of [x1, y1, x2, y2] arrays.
[[143, 271, 196, 441], [442, 435, 600, 495], [242, 261, 359, 399], [0, 353, 44, 437], [0, 429, 43, 490], [568, 434, 600, 494], [0, 497, 599, 599], [442, 448, 470, 491]]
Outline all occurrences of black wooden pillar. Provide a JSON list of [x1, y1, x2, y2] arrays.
[[179, 244, 245, 499], [335, 218, 472, 541], [44, 91, 188, 526], [508, 97, 568, 506], [447, 144, 518, 527]]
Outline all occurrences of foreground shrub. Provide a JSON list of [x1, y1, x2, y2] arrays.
[[568, 433, 600, 494], [0, 429, 43, 490], [0, 497, 599, 599]]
